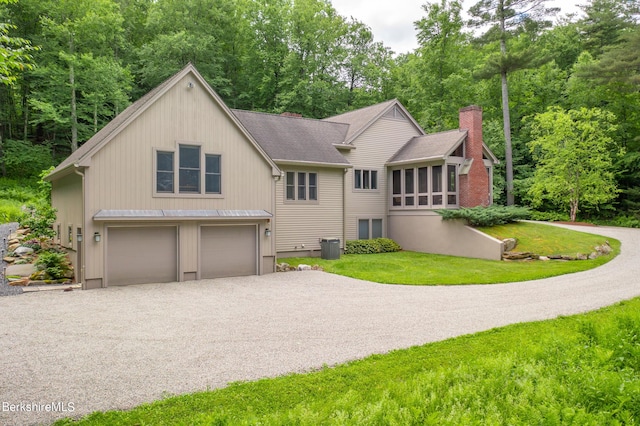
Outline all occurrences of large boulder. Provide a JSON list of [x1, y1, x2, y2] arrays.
[[503, 238, 518, 252], [14, 246, 34, 256]]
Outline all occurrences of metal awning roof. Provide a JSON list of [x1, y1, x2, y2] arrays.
[[93, 209, 273, 221]]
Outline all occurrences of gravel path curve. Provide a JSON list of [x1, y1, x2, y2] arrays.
[[1, 224, 639, 425]]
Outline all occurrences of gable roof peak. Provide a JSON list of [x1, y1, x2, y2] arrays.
[[47, 63, 279, 180], [323, 99, 424, 144]]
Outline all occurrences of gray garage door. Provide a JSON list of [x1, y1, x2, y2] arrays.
[[106, 226, 178, 286], [200, 225, 257, 279]]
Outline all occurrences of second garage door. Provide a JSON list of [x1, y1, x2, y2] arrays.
[[106, 226, 178, 286], [200, 225, 257, 279]]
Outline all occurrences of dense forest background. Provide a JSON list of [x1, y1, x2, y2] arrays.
[[0, 0, 639, 221]]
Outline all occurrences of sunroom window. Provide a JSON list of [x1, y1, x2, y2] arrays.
[[391, 164, 457, 209]]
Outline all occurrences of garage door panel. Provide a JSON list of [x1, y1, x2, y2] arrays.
[[201, 226, 256, 279], [107, 227, 178, 286]]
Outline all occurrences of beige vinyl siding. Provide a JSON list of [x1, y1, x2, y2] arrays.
[[81, 75, 275, 282], [276, 167, 343, 254], [85, 75, 273, 212], [343, 117, 423, 241], [51, 173, 83, 250]]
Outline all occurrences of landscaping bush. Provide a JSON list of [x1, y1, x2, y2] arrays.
[[345, 238, 401, 254], [2, 139, 54, 178], [0, 200, 25, 223], [20, 203, 57, 238], [608, 215, 640, 228], [438, 205, 531, 227], [530, 210, 570, 222], [34, 250, 71, 280]]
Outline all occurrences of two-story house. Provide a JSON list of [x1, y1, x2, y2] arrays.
[[47, 63, 501, 289]]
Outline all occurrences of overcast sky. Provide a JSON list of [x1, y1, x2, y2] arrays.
[[330, 0, 586, 54]]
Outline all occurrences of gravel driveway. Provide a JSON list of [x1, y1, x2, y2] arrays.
[[1, 224, 639, 425]]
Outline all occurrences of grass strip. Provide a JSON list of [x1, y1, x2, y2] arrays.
[[285, 222, 620, 285], [57, 297, 640, 425]]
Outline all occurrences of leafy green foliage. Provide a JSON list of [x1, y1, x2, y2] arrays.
[[0, 0, 37, 86], [344, 238, 401, 254], [34, 249, 70, 280], [54, 298, 640, 425], [19, 203, 56, 238], [438, 205, 531, 227], [0, 199, 24, 223], [529, 210, 570, 222], [2, 139, 53, 178], [0, 178, 42, 224], [528, 107, 620, 222]]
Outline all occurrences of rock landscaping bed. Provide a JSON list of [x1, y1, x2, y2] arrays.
[[501, 237, 613, 261], [3, 226, 74, 287], [276, 262, 324, 272]]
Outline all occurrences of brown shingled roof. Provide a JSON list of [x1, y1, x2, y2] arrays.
[[387, 129, 467, 165], [232, 109, 350, 166]]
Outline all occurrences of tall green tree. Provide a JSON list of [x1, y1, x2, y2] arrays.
[[578, 0, 639, 57], [0, 0, 37, 176], [341, 18, 393, 109], [27, 0, 130, 152], [528, 107, 620, 221], [275, 0, 348, 117], [137, 0, 237, 96], [468, 0, 559, 205], [0, 0, 36, 86], [411, 0, 475, 131]]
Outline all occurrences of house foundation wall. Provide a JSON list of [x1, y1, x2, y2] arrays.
[[388, 212, 503, 261]]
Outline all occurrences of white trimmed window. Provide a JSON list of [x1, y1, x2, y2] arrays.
[[286, 171, 318, 201], [391, 164, 458, 209], [155, 144, 221, 195], [354, 169, 378, 190]]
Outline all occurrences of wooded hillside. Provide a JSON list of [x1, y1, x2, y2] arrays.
[[0, 0, 638, 221]]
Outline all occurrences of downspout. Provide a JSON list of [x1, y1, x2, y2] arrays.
[[343, 168, 348, 251], [73, 165, 85, 289]]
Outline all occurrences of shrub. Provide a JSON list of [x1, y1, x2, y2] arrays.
[[345, 238, 402, 254], [0, 200, 25, 223], [21, 238, 43, 252], [34, 250, 71, 280], [438, 205, 531, 227], [20, 203, 57, 238], [530, 210, 570, 222], [2, 139, 54, 178]]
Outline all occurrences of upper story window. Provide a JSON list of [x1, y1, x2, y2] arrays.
[[179, 145, 200, 193], [155, 144, 221, 196], [354, 169, 378, 190], [391, 164, 458, 209], [286, 171, 317, 201]]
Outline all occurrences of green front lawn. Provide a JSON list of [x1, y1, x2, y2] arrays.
[[57, 298, 640, 425], [284, 222, 620, 285]]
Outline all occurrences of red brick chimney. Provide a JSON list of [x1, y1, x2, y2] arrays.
[[458, 105, 490, 207]]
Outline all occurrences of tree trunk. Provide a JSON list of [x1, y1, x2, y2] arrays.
[[570, 199, 578, 222], [499, 1, 514, 206], [501, 68, 514, 206], [70, 63, 78, 152], [69, 35, 78, 152]]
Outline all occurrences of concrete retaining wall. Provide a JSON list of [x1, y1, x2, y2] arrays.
[[388, 212, 503, 260]]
